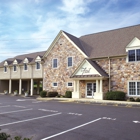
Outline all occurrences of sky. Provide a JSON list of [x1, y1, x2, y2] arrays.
[[0, 0, 140, 62]]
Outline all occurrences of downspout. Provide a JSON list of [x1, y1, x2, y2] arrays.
[[108, 56, 111, 91]]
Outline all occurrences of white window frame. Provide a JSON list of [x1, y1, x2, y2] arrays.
[[67, 57, 73, 67], [128, 49, 140, 62], [128, 81, 140, 96], [36, 62, 40, 70], [52, 58, 58, 68], [67, 82, 73, 87], [4, 66, 7, 73], [24, 63, 28, 71], [13, 65, 17, 72], [52, 82, 58, 87]]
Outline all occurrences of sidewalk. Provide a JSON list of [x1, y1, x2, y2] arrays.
[[37, 97, 140, 106]]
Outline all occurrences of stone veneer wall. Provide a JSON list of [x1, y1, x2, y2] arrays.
[[43, 34, 85, 95], [96, 57, 140, 93]]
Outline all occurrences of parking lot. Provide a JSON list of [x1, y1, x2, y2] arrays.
[[0, 94, 140, 140]]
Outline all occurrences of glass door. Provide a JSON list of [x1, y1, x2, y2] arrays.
[[86, 83, 96, 98]]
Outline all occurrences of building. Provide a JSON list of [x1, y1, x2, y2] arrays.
[[0, 24, 140, 100], [0, 51, 45, 95], [43, 24, 140, 99]]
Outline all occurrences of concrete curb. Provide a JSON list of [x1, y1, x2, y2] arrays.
[[37, 97, 140, 106]]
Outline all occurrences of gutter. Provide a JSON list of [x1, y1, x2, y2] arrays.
[[108, 56, 111, 91]]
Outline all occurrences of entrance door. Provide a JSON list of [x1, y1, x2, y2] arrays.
[[86, 83, 96, 98]]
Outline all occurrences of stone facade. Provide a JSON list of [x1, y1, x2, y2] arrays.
[[43, 34, 85, 95], [96, 57, 140, 94]]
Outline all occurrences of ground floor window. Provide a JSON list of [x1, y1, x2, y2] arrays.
[[52, 82, 58, 87], [67, 82, 73, 87], [129, 81, 140, 95]]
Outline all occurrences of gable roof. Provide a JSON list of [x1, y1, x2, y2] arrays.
[[0, 51, 46, 67], [70, 59, 108, 79], [79, 24, 140, 58], [43, 30, 88, 58]]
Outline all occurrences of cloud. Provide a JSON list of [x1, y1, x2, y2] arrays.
[[59, 0, 94, 15]]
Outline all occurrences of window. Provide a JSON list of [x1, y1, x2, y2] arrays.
[[129, 82, 140, 95], [67, 82, 73, 87], [52, 82, 58, 87], [128, 49, 140, 62], [24, 63, 28, 70], [13, 65, 17, 72], [4, 66, 7, 72], [53, 59, 58, 68], [68, 57, 73, 67], [36, 62, 40, 69]]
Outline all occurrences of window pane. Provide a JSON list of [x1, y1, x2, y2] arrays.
[[53, 83, 57, 86], [128, 50, 135, 62], [68, 82, 72, 86], [36, 62, 40, 69], [137, 82, 140, 95], [129, 82, 136, 95], [68, 57, 72, 67], [53, 59, 57, 68], [14, 65, 16, 71], [136, 49, 140, 61], [4, 66, 7, 72], [24, 64, 27, 70], [93, 83, 96, 92]]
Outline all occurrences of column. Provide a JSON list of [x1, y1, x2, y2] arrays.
[[19, 79, 22, 95], [100, 79, 103, 93], [9, 79, 12, 94], [96, 80, 99, 93], [31, 79, 33, 96]]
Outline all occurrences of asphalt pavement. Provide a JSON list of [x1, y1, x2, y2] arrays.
[[0, 94, 140, 140]]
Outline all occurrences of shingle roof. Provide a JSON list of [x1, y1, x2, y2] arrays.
[[64, 24, 140, 58], [0, 51, 46, 67]]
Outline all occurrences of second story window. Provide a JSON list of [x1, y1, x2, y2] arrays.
[[36, 62, 40, 70], [13, 65, 17, 72], [68, 57, 73, 67], [128, 49, 140, 62], [24, 63, 28, 70], [53, 59, 58, 68], [4, 66, 7, 72]]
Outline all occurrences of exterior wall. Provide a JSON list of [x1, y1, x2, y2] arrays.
[[43, 34, 85, 94], [33, 64, 43, 78], [11, 66, 20, 79], [0, 67, 10, 79], [21, 65, 32, 79], [96, 57, 140, 94]]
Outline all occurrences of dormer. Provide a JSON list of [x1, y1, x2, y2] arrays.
[[4, 61, 8, 66], [23, 58, 29, 64], [35, 56, 41, 62], [13, 59, 18, 65], [126, 37, 140, 62]]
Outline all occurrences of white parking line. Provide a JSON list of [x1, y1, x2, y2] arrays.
[[0, 112, 62, 127], [13, 105, 26, 108], [68, 112, 82, 116], [0, 108, 33, 115], [38, 109, 58, 113], [32, 101, 42, 103], [0, 105, 11, 108], [41, 118, 102, 140]]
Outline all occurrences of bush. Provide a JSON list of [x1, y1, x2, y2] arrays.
[[135, 98, 140, 102], [105, 91, 126, 100], [47, 92, 58, 97], [40, 90, 47, 98], [129, 97, 135, 102], [65, 91, 72, 98]]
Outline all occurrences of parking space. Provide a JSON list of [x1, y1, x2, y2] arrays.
[[0, 95, 140, 140]]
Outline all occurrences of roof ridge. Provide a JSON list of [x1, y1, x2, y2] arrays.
[[80, 24, 140, 38]]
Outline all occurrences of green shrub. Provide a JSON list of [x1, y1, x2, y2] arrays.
[[105, 91, 126, 100], [47, 92, 58, 97], [135, 98, 140, 102], [40, 90, 47, 98], [129, 97, 135, 102], [65, 91, 72, 98]]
